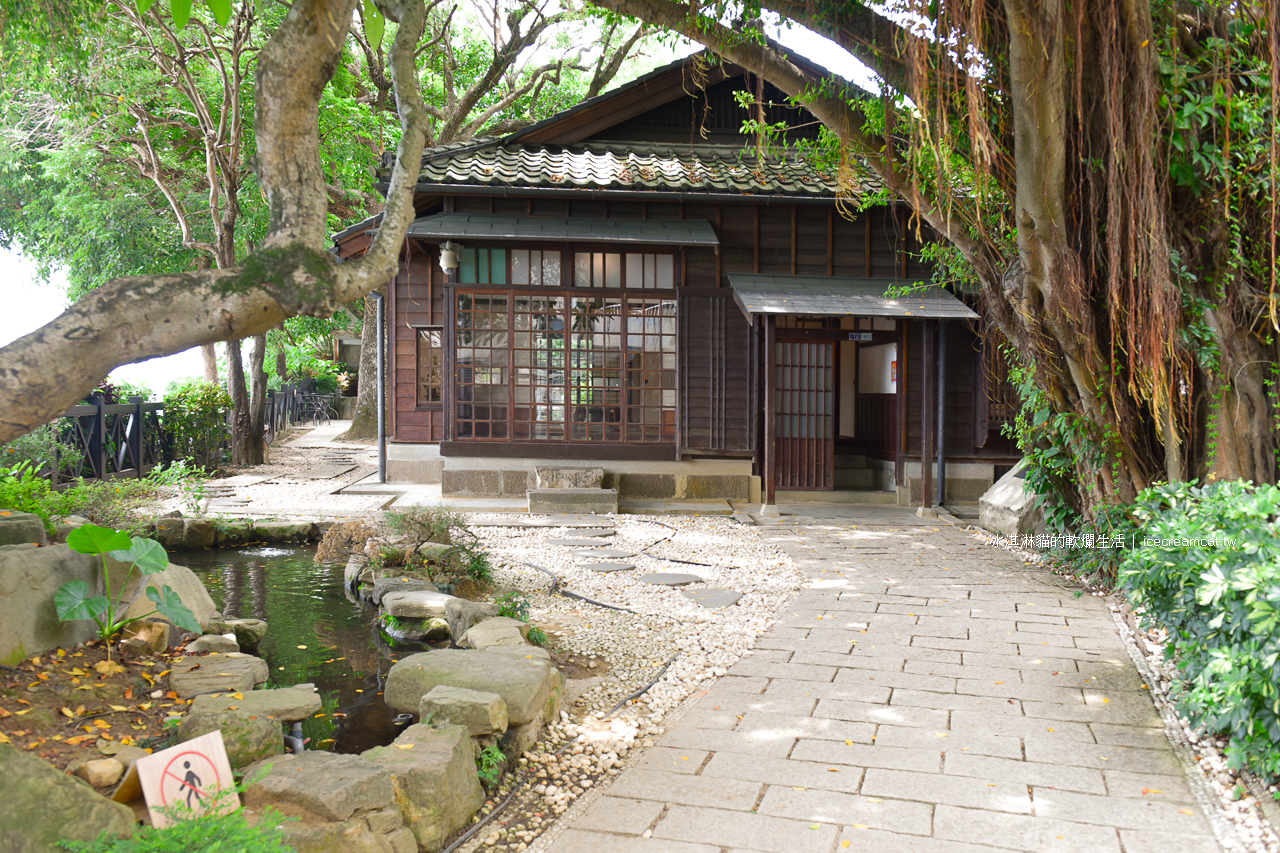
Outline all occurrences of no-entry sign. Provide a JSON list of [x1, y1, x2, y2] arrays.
[[133, 730, 238, 828]]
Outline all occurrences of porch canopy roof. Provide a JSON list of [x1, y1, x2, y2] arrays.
[[727, 273, 979, 321], [404, 212, 719, 246]]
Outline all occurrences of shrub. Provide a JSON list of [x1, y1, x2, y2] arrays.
[[1120, 479, 1280, 781], [163, 380, 231, 470], [62, 805, 291, 853], [1, 423, 79, 477], [383, 506, 461, 545], [0, 463, 157, 533]]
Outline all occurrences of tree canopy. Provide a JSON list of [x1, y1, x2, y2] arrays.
[[591, 0, 1279, 516]]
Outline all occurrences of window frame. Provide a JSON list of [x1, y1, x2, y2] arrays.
[[414, 325, 445, 409], [446, 242, 682, 446]]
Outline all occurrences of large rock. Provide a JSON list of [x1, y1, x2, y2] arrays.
[[459, 617, 530, 650], [0, 543, 101, 665], [382, 590, 457, 619], [187, 634, 239, 654], [169, 652, 269, 697], [243, 752, 395, 821], [978, 461, 1047, 538], [153, 517, 186, 550], [445, 599, 501, 644], [253, 521, 317, 543], [0, 744, 135, 851], [107, 556, 218, 632], [119, 619, 171, 654], [419, 685, 508, 736], [363, 724, 484, 852], [206, 617, 269, 649], [178, 706, 282, 769], [0, 510, 47, 546], [214, 520, 254, 547], [384, 650, 564, 726], [371, 576, 439, 606], [182, 519, 217, 550], [190, 684, 322, 723]]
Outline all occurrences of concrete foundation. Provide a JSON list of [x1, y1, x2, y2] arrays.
[[386, 447, 753, 501], [896, 461, 996, 506], [527, 489, 619, 514]]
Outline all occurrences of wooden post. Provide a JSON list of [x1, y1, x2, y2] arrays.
[[88, 393, 106, 481], [763, 315, 777, 505], [128, 396, 145, 478], [920, 320, 933, 509]]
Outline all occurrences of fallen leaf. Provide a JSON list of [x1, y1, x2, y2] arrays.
[[1102, 698, 1110, 704], [124, 687, 133, 700], [865, 798, 881, 803], [0, 708, 9, 719], [109, 705, 127, 712], [827, 768, 839, 772], [851, 823, 868, 829], [1142, 788, 1163, 795], [793, 786, 808, 791], [165, 691, 178, 700], [396, 744, 415, 750], [845, 739, 854, 746], [94, 660, 124, 677], [61, 707, 75, 718], [36, 673, 49, 681], [297, 645, 308, 650], [0, 733, 9, 744], [232, 693, 244, 700], [1178, 809, 1194, 815], [66, 668, 87, 677], [809, 824, 820, 829], [15, 708, 32, 715], [842, 842, 851, 849], [30, 657, 40, 667], [1047, 727, 1055, 732]]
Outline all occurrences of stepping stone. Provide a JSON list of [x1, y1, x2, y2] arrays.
[[638, 573, 702, 586], [585, 562, 634, 573], [547, 538, 611, 546], [208, 499, 250, 507], [170, 652, 269, 698], [293, 464, 355, 479], [681, 589, 743, 608], [530, 516, 615, 528], [572, 549, 635, 558], [190, 684, 322, 722], [564, 528, 613, 537], [469, 519, 532, 528]]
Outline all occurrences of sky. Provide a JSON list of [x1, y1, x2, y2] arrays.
[[0, 23, 872, 400]]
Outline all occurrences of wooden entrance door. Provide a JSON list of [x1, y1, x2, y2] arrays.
[[775, 340, 834, 489]]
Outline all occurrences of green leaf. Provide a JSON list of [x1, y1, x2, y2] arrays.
[[55, 581, 109, 623], [147, 585, 200, 633], [206, 0, 232, 26], [171, 0, 192, 29], [67, 525, 133, 557], [137, 0, 158, 11], [363, 0, 384, 47], [110, 537, 170, 575]]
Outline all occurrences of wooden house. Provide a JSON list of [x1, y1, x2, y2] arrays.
[[333, 55, 1020, 505]]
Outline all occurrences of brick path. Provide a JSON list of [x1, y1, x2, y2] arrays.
[[542, 509, 1220, 853]]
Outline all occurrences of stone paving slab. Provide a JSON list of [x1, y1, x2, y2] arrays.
[[541, 511, 1220, 853]]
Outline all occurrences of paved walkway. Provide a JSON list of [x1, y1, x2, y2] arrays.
[[541, 507, 1220, 853]]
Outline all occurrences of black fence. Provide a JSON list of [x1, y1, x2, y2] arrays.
[[47, 383, 315, 485]]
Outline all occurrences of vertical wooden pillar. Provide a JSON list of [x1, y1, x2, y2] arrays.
[[763, 315, 777, 505], [920, 319, 933, 508]]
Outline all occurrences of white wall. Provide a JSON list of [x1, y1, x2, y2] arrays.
[[858, 343, 897, 394], [838, 341, 857, 437]]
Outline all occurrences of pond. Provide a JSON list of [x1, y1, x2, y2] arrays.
[[179, 546, 426, 754]]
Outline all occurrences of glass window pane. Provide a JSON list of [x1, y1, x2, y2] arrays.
[[604, 253, 620, 287], [625, 254, 643, 289], [529, 250, 542, 286], [593, 253, 604, 286], [459, 248, 477, 283], [644, 254, 655, 288], [417, 329, 442, 404], [574, 253, 590, 287], [490, 249, 506, 284], [511, 249, 529, 285], [477, 248, 490, 284], [656, 255, 674, 288], [543, 252, 560, 287]]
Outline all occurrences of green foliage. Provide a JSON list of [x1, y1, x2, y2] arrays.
[[526, 624, 548, 647], [382, 613, 404, 632], [61, 780, 292, 853], [163, 380, 231, 470], [1120, 480, 1280, 781], [1, 423, 79, 477], [0, 460, 60, 529], [455, 543, 493, 582], [55, 524, 201, 656], [494, 590, 531, 622], [476, 743, 505, 787], [147, 460, 203, 487]]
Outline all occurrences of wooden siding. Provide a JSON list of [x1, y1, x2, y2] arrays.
[[680, 288, 753, 452], [902, 319, 983, 458], [392, 245, 447, 443]]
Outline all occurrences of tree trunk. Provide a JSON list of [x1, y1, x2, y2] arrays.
[[200, 344, 220, 385], [225, 339, 260, 466], [249, 333, 268, 459], [341, 292, 382, 440]]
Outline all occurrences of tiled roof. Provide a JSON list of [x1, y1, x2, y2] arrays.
[[728, 274, 979, 320], [391, 141, 871, 198], [406, 213, 719, 245]]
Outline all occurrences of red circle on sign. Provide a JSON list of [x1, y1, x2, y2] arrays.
[[159, 749, 223, 808]]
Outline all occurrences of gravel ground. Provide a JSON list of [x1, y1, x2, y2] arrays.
[[443, 514, 805, 852], [967, 524, 1280, 853]]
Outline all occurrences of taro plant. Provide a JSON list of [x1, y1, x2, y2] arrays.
[[476, 743, 506, 786], [54, 524, 201, 663]]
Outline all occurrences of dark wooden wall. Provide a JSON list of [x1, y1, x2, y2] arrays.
[[372, 193, 926, 450], [390, 244, 447, 443]]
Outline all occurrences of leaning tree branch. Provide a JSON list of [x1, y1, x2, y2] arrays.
[[0, 0, 431, 442]]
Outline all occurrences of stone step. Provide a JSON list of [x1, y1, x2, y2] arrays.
[[834, 467, 874, 489], [527, 488, 618, 515], [834, 453, 868, 468]]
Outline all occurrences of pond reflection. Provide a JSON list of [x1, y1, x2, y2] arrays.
[[180, 546, 426, 754]]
